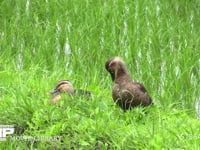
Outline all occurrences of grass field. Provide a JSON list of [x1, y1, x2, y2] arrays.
[[0, 0, 200, 149]]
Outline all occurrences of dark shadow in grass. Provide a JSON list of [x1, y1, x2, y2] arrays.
[[95, 136, 112, 150]]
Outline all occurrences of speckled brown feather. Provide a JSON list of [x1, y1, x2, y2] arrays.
[[105, 57, 153, 111]]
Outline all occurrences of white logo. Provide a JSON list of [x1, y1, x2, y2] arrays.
[[0, 125, 15, 141]]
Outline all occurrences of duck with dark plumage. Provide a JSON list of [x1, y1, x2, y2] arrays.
[[105, 57, 153, 111], [49, 80, 93, 104]]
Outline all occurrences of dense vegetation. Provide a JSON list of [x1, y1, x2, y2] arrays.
[[0, 0, 200, 149]]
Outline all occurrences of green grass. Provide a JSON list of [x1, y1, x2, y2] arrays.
[[0, 0, 200, 149]]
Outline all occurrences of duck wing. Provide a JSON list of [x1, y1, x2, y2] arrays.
[[132, 82, 148, 93], [74, 89, 93, 97]]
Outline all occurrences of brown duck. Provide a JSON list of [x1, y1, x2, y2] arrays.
[[105, 57, 153, 111], [49, 80, 93, 104]]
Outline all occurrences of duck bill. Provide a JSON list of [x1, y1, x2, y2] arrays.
[[49, 89, 59, 95]]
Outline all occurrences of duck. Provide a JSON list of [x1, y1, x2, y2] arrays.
[[49, 80, 93, 104], [105, 57, 153, 111]]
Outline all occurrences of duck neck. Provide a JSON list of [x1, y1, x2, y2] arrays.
[[114, 69, 132, 84]]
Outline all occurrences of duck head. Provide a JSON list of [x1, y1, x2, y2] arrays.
[[49, 80, 75, 95], [105, 57, 129, 81]]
